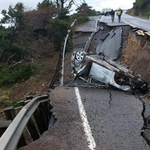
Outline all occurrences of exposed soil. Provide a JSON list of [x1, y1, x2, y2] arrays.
[[120, 32, 150, 98]]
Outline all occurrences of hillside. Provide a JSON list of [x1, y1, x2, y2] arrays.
[[0, 53, 59, 119], [0, 1, 96, 120], [127, 0, 150, 18]]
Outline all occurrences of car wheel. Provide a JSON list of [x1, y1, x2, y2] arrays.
[[75, 51, 85, 62]]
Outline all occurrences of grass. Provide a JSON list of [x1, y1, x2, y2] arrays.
[[0, 88, 12, 120], [0, 88, 11, 102], [4, 98, 22, 107]]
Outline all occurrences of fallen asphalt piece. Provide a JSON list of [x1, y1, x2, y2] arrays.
[[96, 27, 122, 60]]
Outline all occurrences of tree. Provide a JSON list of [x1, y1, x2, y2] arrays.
[[0, 3, 26, 63], [47, 18, 69, 51], [0, 0, 72, 67], [76, 3, 96, 16], [25, 7, 59, 30], [37, 0, 55, 9], [58, 8, 69, 20], [1, 3, 25, 28], [37, 0, 74, 10], [133, 0, 149, 9], [54, 0, 74, 9], [0, 0, 73, 86]]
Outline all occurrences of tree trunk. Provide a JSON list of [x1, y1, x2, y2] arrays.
[[0, 49, 7, 62]]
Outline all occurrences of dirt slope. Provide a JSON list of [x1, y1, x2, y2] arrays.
[[121, 32, 150, 97]]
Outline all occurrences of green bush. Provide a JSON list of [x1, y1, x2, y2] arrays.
[[0, 64, 35, 86], [66, 44, 73, 52]]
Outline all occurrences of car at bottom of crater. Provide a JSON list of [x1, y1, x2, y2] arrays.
[[71, 50, 148, 94]]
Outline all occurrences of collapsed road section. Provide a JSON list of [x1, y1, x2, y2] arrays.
[[71, 21, 148, 94], [19, 16, 150, 150], [69, 16, 150, 147]]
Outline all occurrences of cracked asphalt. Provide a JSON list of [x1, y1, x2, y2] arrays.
[[74, 87, 149, 150], [21, 15, 150, 150], [20, 87, 150, 150]]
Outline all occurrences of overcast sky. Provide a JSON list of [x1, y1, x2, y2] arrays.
[[0, 0, 135, 13], [83, 0, 135, 10]]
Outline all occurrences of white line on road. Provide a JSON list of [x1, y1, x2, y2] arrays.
[[75, 87, 96, 150], [122, 19, 137, 28]]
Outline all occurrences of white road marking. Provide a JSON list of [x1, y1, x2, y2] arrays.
[[122, 19, 137, 28], [75, 87, 96, 150]]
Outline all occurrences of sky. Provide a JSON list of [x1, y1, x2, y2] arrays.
[[74, 0, 135, 11], [0, 0, 135, 13]]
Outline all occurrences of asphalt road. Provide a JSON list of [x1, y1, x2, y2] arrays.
[[52, 87, 150, 150], [100, 11, 150, 32], [21, 87, 150, 150], [75, 87, 150, 150], [76, 11, 150, 32]]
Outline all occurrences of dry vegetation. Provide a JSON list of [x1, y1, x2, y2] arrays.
[[121, 32, 150, 97]]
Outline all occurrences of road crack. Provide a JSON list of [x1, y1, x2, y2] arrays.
[[134, 93, 150, 146], [107, 90, 112, 105]]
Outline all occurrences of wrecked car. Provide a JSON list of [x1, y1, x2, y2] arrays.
[[71, 50, 148, 93]]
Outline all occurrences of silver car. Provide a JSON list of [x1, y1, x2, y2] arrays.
[[71, 50, 148, 93]]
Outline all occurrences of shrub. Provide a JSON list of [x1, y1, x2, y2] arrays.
[[65, 44, 73, 52], [4, 98, 22, 107], [141, 12, 150, 18], [0, 64, 35, 86]]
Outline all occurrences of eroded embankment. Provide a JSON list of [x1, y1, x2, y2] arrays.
[[121, 32, 150, 97]]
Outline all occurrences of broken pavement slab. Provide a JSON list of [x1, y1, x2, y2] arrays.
[[73, 36, 89, 46], [96, 27, 122, 60], [136, 30, 145, 36]]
